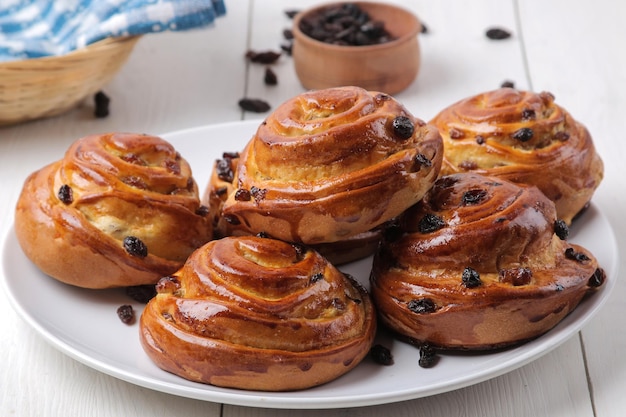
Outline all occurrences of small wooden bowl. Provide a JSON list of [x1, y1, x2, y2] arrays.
[[292, 2, 421, 95]]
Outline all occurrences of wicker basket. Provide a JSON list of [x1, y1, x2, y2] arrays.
[[0, 36, 140, 126]]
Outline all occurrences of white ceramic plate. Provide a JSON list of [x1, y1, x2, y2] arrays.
[[1, 121, 619, 409]]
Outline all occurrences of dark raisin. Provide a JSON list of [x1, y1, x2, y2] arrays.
[[195, 205, 209, 216], [125, 285, 157, 303], [285, 9, 300, 19], [499, 267, 533, 286], [370, 344, 394, 366], [419, 213, 446, 233], [554, 220, 569, 240], [310, 273, 324, 284], [512, 127, 534, 142], [420, 21, 428, 34], [565, 247, 590, 262], [555, 284, 564, 292], [280, 42, 293, 55], [58, 184, 73, 204], [215, 186, 228, 196], [164, 159, 181, 175], [264, 67, 278, 85], [94, 91, 110, 118], [245, 50, 282, 64], [588, 268, 606, 287], [408, 298, 436, 314], [521, 108, 536, 120], [414, 153, 432, 170], [223, 151, 239, 159], [485, 27, 512, 40], [234, 188, 251, 201], [462, 267, 482, 288], [117, 305, 135, 324], [216, 159, 234, 182], [418, 344, 438, 368], [501, 80, 515, 88], [392, 116, 414, 139], [123, 236, 148, 258], [555, 131, 570, 141], [250, 186, 268, 202], [238, 98, 271, 113], [224, 214, 241, 225], [476, 135, 485, 145], [462, 189, 488, 205], [156, 276, 181, 293]]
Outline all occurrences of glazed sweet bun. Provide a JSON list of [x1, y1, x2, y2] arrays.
[[139, 235, 376, 391], [214, 86, 443, 245], [203, 150, 386, 265], [370, 173, 606, 350], [430, 87, 604, 224], [14, 133, 212, 289]]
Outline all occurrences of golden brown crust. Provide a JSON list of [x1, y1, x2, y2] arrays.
[[370, 173, 606, 350], [202, 152, 385, 265], [217, 86, 443, 244], [430, 88, 604, 224], [14, 133, 212, 289], [139, 236, 376, 391]]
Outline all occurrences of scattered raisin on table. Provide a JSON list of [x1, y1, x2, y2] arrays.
[[284, 9, 300, 19], [485, 27, 512, 40], [501, 80, 515, 88], [94, 91, 110, 118], [264, 67, 278, 85], [58, 184, 73, 205], [238, 98, 271, 113], [370, 344, 394, 366], [123, 236, 148, 258], [117, 304, 135, 324], [245, 50, 282, 64]]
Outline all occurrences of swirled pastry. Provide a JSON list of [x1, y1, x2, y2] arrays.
[[371, 173, 606, 350], [217, 86, 443, 244], [139, 235, 376, 391], [203, 150, 385, 265], [430, 88, 604, 224], [14, 133, 212, 289]]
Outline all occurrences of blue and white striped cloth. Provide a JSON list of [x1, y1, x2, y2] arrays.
[[0, 0, 226, 62]]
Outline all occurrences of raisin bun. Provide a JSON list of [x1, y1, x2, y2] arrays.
[[14, 133, 212, 289], [140, 235, 376, 391], [430, 88, 604, 224], [210, 86, 443, 245], [370, 173, 606, 350], [203, 150, 386, 265]]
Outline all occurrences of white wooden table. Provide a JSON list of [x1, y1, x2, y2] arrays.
[[1, 1, 624, 416]]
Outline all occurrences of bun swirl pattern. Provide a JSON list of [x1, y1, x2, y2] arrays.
[[371, 173, 606, 350], [140, 236, 376, 391], [15, 133, 212, 288], [219, 86, 443, 244], [430, 88, 603, 224]]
